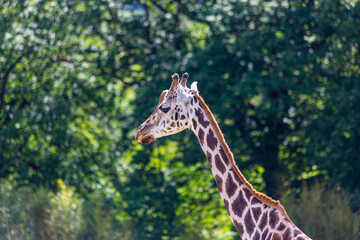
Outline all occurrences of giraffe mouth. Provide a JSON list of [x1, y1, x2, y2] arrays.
[[138, 134, 155, 144]]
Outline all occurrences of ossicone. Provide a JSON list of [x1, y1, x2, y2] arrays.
[[170, 73, 179, 91], [180, 72, 189, 87]]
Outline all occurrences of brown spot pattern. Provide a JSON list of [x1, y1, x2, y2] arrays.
[[233, 220, 244, 235], [294, 230, 302, 237], [215, 154, 226, 174], [254, 230, 260, 240], [261, 228, 269, 240], [219, 146, 230, 165], [206, 128, 218, 151], [244, 209, 255, 235], [277, 223, 286, 231], [284, 228, 291, 240], [193, 96, 198, 103], [273, 233, 281, 240], [269, 209, 279, 229], [225, 174, 236, 198], [259, 211, 268, 231], [230, 169, 243, 185], [198, 128, 204, 145], [243, 188, 252, 201], [251, 197, 262, 205], [252, 207, 261, 222], [231, 191, 247, 217], [214, 175, 223, 193], [175, 112, 178, 120], [223, 199, 230, 215], [192, 119, 197, 130], [180, 115, 185, 120], [195, 108, 210, 128], [298, 237, 305, 240], [206, 151, 212, 167], [171, 122, 175, 127]]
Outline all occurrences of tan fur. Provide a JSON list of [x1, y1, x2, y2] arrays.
[[195, 91, 293, 223]]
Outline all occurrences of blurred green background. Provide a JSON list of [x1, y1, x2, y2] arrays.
[[0, 0, 359, 239]]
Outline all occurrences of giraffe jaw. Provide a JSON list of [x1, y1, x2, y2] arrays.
[[141, 135, 155, 144], [136, 133, 155, 144]]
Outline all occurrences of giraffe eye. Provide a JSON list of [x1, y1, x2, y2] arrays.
[[159, 105, 170, 113]]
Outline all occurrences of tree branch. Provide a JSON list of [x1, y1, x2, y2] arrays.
[[148, 0, 170, 15], [143, 3, 153, 44], [106, 2, 138, 60], [115, 33, 138, 60], [0, 53, 26, 110]]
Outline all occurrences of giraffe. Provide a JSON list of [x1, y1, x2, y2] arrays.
[[135, 73, 312, 240]]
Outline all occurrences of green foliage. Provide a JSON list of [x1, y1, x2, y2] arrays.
[[79, 193, 122, 240], [0, 0, 359, 239], [0, 180, 132, 240], [282, 184, 360, 240], [0, 180, 82, 239], [116, 142, 234, 239], [185, 0, 360, 199]]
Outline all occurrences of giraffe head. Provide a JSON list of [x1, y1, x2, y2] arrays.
[[135, 73, 198, 144]]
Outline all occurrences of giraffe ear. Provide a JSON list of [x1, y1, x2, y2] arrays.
[[170, 73, 179, 91], [180, 72, 189, 87], [158, 90, 168, 104], [190, 81, 198, 92]]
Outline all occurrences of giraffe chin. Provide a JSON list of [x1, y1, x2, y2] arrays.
[[140, 135, 155, 144]]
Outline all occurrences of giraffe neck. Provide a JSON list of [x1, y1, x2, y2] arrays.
[[187, 91, 311, 240]]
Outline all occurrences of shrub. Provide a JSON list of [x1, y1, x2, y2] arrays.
[[0, 180, 134, 240], [281, 184, 360, 240]]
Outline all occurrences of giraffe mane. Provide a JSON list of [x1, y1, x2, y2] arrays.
[[194, 91, 293, 223]]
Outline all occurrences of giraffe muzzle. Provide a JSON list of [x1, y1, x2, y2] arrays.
[[136, 133, 155, 144], [136, 122, 156, 144], [140, 135, 155, 144]]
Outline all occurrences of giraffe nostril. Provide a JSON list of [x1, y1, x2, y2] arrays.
[[136, 123, 147, 142], [138, 123, 146, 131]]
